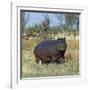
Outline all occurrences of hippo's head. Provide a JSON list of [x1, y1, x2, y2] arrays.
[[57, 38, 67, 51]]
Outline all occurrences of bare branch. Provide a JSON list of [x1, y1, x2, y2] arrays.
[[21, 11, 30, 32], [42, 13, 50, 32]]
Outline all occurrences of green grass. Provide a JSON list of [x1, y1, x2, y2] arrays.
[[22, 34, 79, 78]]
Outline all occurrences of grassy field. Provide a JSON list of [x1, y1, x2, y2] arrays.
[[22, 34, 79, 78]]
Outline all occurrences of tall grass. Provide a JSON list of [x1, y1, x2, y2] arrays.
[[22, 35, 79, 78]]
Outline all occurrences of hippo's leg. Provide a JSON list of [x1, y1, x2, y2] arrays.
[[60, 57, 65, 63], [56, 58, 61, 64], [41, 60, 44, 64], [56, 57, 65, 64], [43, 61, 49, 65], [42, 57, 52, 64], [46, 60, 52, 65], [47, 56, 52, 64], [41, 60, 48, 64]]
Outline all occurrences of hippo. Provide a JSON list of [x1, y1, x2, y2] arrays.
[[34, 38, 67, 64]]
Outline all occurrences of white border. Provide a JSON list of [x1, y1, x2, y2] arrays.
[[11, 2, 88, 88]]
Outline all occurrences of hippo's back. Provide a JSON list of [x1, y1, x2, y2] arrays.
[[34, 40, 52, 56]]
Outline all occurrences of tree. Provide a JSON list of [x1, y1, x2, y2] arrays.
[[40, 13, 50, 39], [56, 13, 65, 36], [65, 13, 79, 39], [42, 13, 50, 33], [20, 11, 30, 34]]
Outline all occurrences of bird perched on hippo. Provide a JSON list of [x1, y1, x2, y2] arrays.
[[34, 38, 67, 64]]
